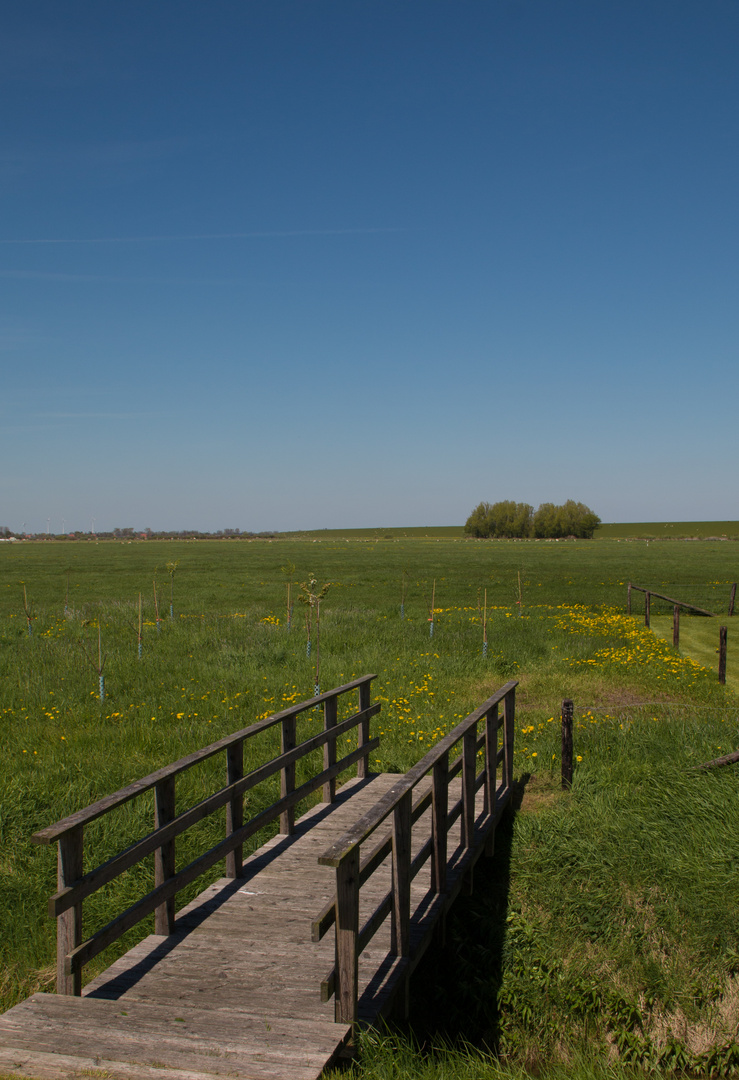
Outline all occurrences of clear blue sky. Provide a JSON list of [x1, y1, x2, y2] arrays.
[[2, 1, 738, 533]]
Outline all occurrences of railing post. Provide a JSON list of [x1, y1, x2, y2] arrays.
[[226, 740, 244, 876], [431, 751, 448, 893], [627, 582, 632, 615], [335, 847, 359, 1025], [730, 584, 737, 617], [484, 703, 499, 856], [719, 626, 727, 685], [280, 716, 297, 834], [673, 605, 680, 649], [357, 680, 371, 780], [57, 827, 83, 995], [323, 694, 338, 803], [645, 591, 651, 628], [462, 727, 477, 850], [561, 699, 574, 789], [503, 686, 515, 790], [154, 776, 176, 935], [391, 790, 412, 958]]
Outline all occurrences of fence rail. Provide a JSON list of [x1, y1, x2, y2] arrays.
[[314, 679, 517, 1024], [32, 676, 379, 996]]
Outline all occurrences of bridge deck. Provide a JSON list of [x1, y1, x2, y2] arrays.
[[0, 771, 483, 1080]]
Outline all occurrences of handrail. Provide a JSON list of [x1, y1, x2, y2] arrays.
[[627, 583, 714, 618], [315, 679, 517, 1025], [318, 680, 517, 867], [33, 675, 376, 843], [34, 676, 378, 996]]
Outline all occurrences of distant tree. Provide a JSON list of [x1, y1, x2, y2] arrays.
[[464, 501, 533, 538], [467, 499, 600, 539]]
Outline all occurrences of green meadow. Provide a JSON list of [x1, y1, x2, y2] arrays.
[[1, 536, 738, 1078]]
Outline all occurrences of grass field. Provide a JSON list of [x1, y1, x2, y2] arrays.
[[650, 615, 739, 695], [1, 536, 738, 1078]]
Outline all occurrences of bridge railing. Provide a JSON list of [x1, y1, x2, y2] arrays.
[[32, 676, 379, 996], [313, 679, 517, 1024]]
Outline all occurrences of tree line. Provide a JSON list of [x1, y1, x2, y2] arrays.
[[465, 499, 601, 539]]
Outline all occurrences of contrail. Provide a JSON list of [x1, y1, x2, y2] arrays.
[[0, 228, 404, 245]]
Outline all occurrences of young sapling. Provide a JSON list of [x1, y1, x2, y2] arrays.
[[429, 579, 436, 638], [80, 619, 106, 701], [400, 569, 409, 619], [166, 561, 178, 620], [299, 575, 330, 697], [22, 584, 33, 636]]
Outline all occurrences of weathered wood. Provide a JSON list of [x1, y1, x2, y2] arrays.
[[280, 715, 297, 835], [154, 777, 176, 935], [50, 705, 380, 918], [33, 676, 377, 845], [323, 695, 338, 804], [462, 728, 476, 849], [645, 590, 651, 627], [730, 583, 737, 617], [431, 751, 448, 894], [334, 847, 359, 1024], [318, 681, 518, 868], [65, 739, 379, 975], [627, 581, 632, 614], [391, 791, 412, 959], [629, 585, 714, 618], [673, 605, 680, 649], [56, 827, 82, 995], [504, 687, 515, 789], [561, 698, 574, 789], [719, 625, 727, 684], [692, 747, 739, 770], [226, 740, 244, 878], [357, 681, 372, 779]]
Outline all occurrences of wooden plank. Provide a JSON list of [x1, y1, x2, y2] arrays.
[[280, 715, 297, 835], [431, 751, 448, 894], [65, 740, 379, 975], [318, 682, 518, 866], [334, 848, 359, 1024], [357, 681, 372, 780], [56, 827, 82, 996], [225, 741, 244, 878], [154, 777, 176, 935], [561, 699, 574, 789], [391, 791, 412, 958], [51, 708, 380, 917], [628, 585, 714, 617], [323, 695, 338, 803], [33, 676, 377, 844]]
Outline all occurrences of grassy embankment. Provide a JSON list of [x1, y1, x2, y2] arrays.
[[1, 536, 738, 1077]]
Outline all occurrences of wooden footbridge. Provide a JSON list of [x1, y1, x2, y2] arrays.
[[0, 676, 517, 1080]]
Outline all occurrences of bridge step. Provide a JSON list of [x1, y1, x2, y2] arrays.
[[0, 993, 351, 1080]]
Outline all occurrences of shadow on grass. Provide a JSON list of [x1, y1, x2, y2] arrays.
[[401, 773, 531, 1052]]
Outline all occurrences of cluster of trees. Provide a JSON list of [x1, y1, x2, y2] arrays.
[[465, 499, 601, 539]]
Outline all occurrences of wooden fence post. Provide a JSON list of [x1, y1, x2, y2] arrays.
[[719, 626, 727, 685], [335, 848, 359, 1025], [645, 591, 651, 628], [673, 605, 680, 649], [729, 584, 736, 617], [226, 740, 244, 876], [323, 694, 338, 803], [391, 791, 412, 959], [484, 704, 499, 856], [57, 827, 83, 995], [627, 582, 632, 615], [503, 686, 515, 790], [154, 777, 176, 934], [279, 716, 297, 834], [561, 699, 574, 789], [431, 752, 448, 893], [462, 728, 477, 851], [357, 681, 371, 780]]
